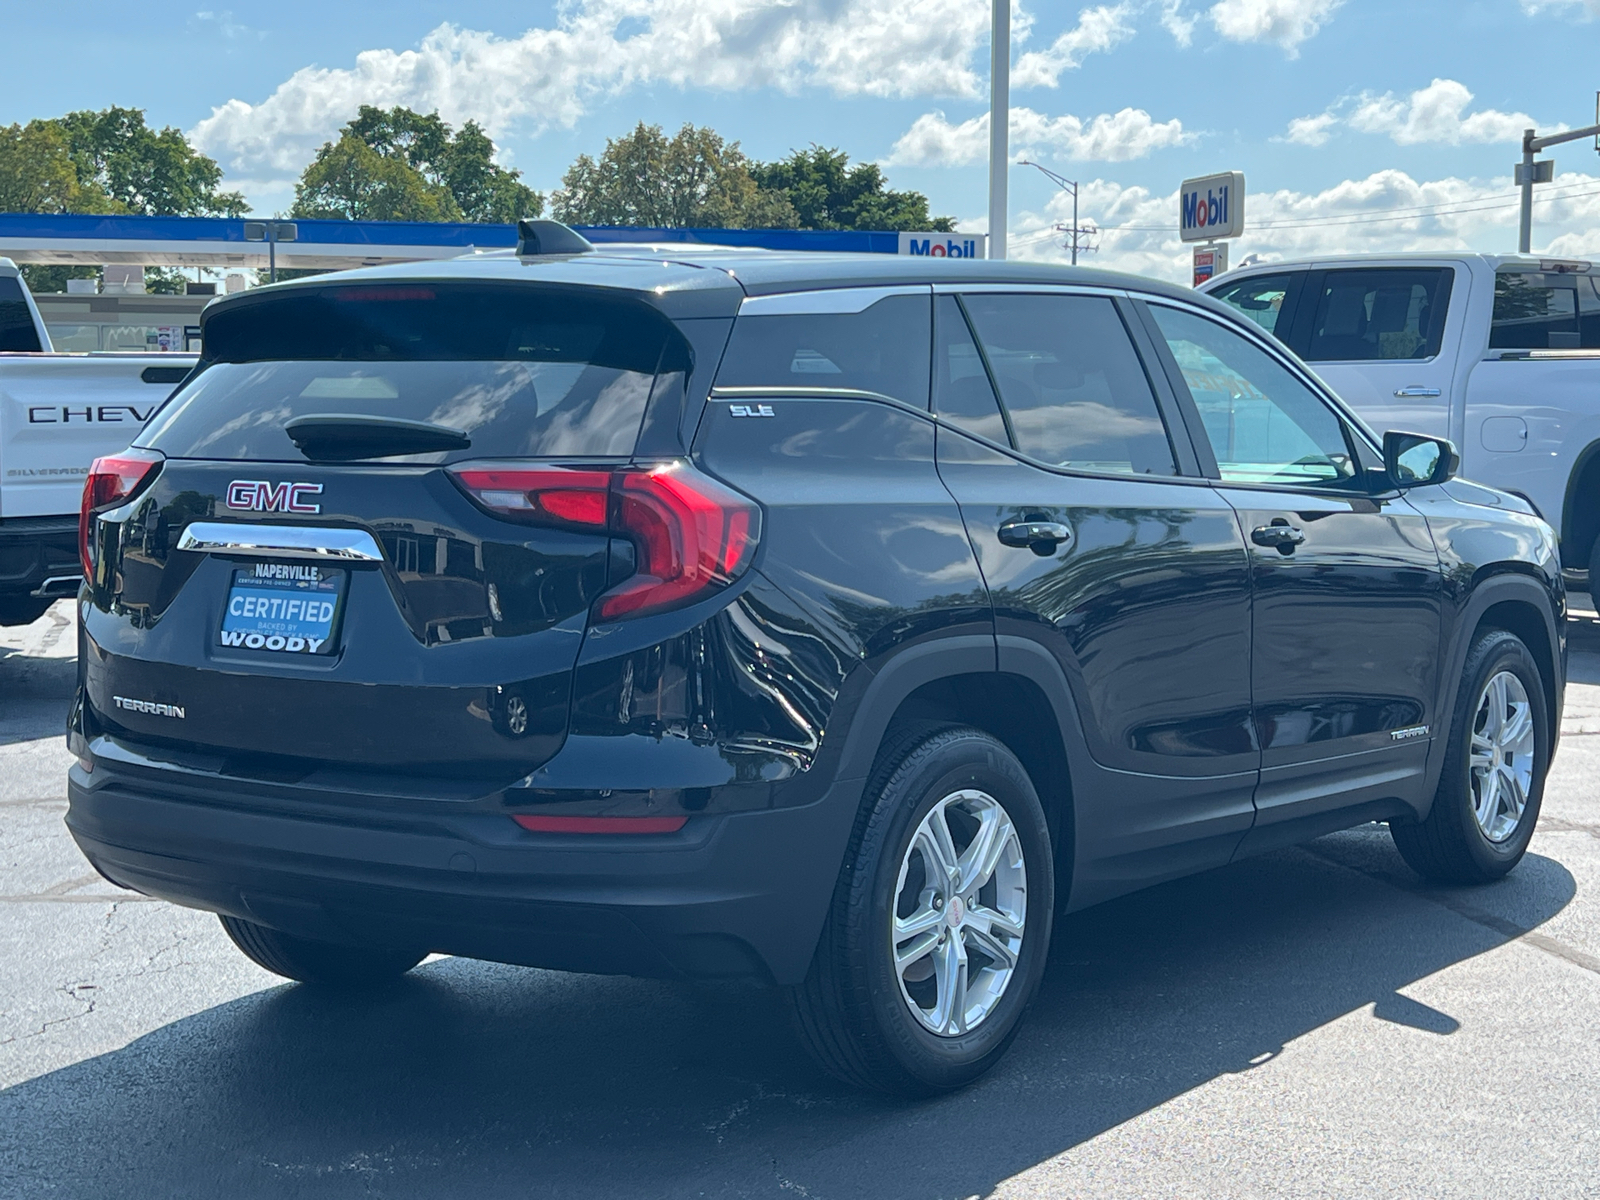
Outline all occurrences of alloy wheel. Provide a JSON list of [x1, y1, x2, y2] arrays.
[[1469, 669, 1536, 844], [891, 789, 1027, 1037]]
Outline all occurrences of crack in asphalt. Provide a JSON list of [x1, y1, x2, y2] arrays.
[[1537, 816, 1600, 841]]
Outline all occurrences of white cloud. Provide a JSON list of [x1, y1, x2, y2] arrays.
[[1160, 1, 1199, 46], [1521, 0, 1600, 15], [1012, 4, 1138, 88], [191, 0, 995, 176], [1009, 169, 1600, 283], [1348, 79, 1538, 145], [886, 107, 1194, 167], [1282, 111, 1338, 146], [1207, 0, 1342, 56]]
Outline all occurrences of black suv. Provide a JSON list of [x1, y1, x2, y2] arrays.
[[67, 224, 1566, 1095]]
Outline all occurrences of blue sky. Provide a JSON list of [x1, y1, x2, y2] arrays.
[[4, 1, 1600, 279]]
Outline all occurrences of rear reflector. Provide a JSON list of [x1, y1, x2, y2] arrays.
[[449, 460, 760, 621], [511, 814, 688, 834]]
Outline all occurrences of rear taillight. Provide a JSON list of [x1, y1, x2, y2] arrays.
[[449, 460, 760, 621], [80, 449, 163, 577]]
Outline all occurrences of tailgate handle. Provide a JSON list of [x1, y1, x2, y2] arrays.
[[1393, 386, 1442, 398], [176, 522, 383, 562]]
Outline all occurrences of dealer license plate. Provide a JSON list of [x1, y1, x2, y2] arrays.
[[217, 562, 346, 655]]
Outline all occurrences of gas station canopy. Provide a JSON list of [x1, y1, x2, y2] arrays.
[[0, 213, 902, 269]]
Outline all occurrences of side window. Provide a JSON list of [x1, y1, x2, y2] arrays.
[[932, 295, 1008, 444], [1149, 305, 1362, 490], [960, 293, 1177, 477], [1208, 272, 1300, 340], [0, 276, 42, 353], [1304, 268, 1452, 361], [714, 292, 931, 408], [1490, 271, 1582, 350]]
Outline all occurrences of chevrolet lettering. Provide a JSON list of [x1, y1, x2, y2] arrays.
[[67, 221, 1567, 1097]]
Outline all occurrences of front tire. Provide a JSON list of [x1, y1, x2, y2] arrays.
[[219, 915, 425, 987], [1390, 629, 1549, 884], [788, 726, 1055, 1096]]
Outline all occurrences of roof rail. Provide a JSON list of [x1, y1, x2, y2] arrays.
[[516, 219, 594, 257]]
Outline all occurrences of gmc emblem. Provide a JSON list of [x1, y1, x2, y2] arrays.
[[226, 480, 324, 514]]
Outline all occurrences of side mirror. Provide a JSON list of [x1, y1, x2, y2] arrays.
[[1383, 430, 1459, 489]]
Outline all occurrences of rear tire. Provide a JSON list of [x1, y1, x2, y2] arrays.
[[1588, 532, 1600, 608], [1390, 629, 1549, 885], [219, 915, 425, 987], [787, 725, 1054, 1096]]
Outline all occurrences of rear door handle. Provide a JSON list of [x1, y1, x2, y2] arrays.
[[1251, 523, 1306, 550], [1393, 386, 1442, 398], [998, 520, 1073, 554]]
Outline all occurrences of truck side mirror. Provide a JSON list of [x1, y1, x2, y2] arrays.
[[1383, 430, 1459, 488]]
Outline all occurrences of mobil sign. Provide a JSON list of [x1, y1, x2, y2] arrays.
[[1179, 171, 1245, 242], [898, 232, 988, 258]]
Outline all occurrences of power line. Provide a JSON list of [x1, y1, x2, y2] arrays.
[[1096, 184, 1600, 234]]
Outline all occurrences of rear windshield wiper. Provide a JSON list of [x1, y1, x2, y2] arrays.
[[285, 414, 471, 461]]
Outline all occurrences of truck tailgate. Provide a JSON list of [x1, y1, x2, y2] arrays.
[[0, 353, 194, 518]]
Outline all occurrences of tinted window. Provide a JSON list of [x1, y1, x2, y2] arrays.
[[1304, 268, 1451, 361], [1151, 305, 1361, 490], [0, 276, 42, 353], [961, 294, 1176, 476], [140, 283, 683, 461], [932, 295, 1007, 444], [1490, 271, 1584, 350], [1210, 272, 1298, 338], [714, 293, 931, 408]]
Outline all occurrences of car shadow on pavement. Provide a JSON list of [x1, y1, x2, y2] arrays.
[[0, 825, 1577, 1199], [0, 603, 76, 747]]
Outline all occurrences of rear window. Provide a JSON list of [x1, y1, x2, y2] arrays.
[[0, 276, 42, 353], [1490, 270, 1600, 350], [1303, 268, 1452, 362], [139, 282, 685, 461], [713, 293, 931, 407]]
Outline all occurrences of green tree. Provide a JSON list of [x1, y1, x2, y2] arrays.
[[751, 146, 953, 232], [341, 105, 542, 222], [552, 122, 797, 229], [0, 120, 117, 214], [290, 133, 461, 222], [0, 120, 121, 292], [54, 107, 246, 217]]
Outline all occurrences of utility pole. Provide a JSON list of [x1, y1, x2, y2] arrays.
[[1018, 160, 1096, 265], [1516, 106, 1600, 253], [988, 0, 1008, 260]]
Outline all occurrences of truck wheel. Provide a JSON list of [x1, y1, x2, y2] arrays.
[[219, 915, 425, 987], [1390, 629, 1549, 884], [0, 597, 52, 627], [787, 725, 1054, 1095]]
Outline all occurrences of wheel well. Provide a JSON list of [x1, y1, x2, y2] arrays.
[[1562, 439, 1600, 570], [1475, 600, 1559, 742], [881, 673, 1075, 878]]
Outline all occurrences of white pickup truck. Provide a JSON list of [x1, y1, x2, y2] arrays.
[[0, 258, 196, 624], [1204, 253, 1600, 587]]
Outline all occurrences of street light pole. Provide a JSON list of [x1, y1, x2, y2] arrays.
[[988, 0, 1009, 261], [1017, 160, 1092, 265], [1515, 119, 1600, 253]]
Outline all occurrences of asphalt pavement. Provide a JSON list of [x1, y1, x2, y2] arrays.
[[2, 597, 1598, 1199]]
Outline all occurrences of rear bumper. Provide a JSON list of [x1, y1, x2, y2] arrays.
[[66, 755, 862, 986], [0, 515, 80, 599]]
